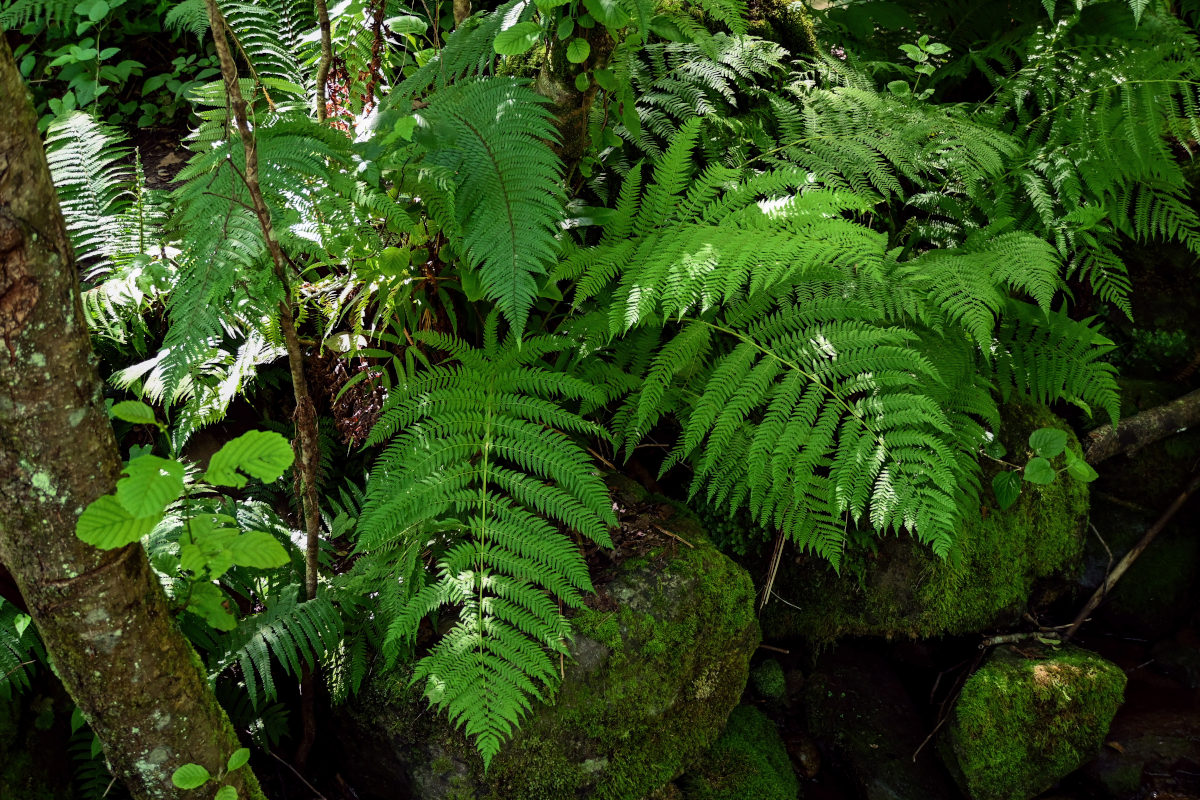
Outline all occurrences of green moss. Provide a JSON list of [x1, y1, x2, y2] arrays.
[[344, 489, 761, 800], [680, 706, 799, 800], [941, 646, 1126, 800], [762, 404, 1089, 642], [750, 660, 786, 701]]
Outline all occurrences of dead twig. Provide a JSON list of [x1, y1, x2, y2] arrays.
[[1065, 469, 1200, 641]]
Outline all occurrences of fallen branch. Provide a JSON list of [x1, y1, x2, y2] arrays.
[[1084, 388, 1200, 465], [1064, 469, 1200, 641]]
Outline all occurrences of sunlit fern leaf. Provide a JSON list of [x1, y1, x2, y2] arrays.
[[359, 325, 615, 767], [410, 77, 566, 332], [209, 590, 344, 709]]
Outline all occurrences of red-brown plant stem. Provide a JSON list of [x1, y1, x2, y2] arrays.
[[202, 0, 325, 765]]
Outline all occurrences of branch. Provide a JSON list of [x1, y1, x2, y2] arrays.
[[314, 0, 333, 122], [1064, 469, 1200, 640], [1083, 388, 1200, 464]]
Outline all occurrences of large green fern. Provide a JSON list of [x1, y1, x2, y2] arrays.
[[359, 321, 615, 766]]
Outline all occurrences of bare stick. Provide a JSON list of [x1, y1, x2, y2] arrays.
[[651, 522, 695, 549], [1065, 470, 1200, 641]]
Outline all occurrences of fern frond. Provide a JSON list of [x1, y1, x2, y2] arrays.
[[360, 328, 615, 766]]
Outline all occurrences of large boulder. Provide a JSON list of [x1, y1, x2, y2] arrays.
[[940, 645, 1125, 800], [678, 706, 799, 800], [762, 404, 1089, 642], [338, 478, 760, 800]]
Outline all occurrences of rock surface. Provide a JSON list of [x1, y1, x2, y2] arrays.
[[940, 645, 1126, 800], [763, 404, 1089, 643], [338, 478, 760, 800], [677, 706, 799, 800]]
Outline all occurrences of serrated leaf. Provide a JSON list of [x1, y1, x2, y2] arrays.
[[566, 38, 591, 63], [116, 455, 183, 518], [188, 582, 237, 631], [1063, 449, 1099, 482], [493, 22, 541, 55], [924, 42, 950, 55], [227, 532, 289, 569], [649, 14, 685, 40], [1028, 427, 1068, 459], [76, 495, 157, 549], [214, 786, 238, 800], [593, 67, 617, 91], [171, 764, 211, 790], [1023, 457, 1057, 485], [992, 471, 1022, 510], [227, 748, 251, 772], [204, 431, 294, 488], [110, 400, 158, 426], [582, 0, 630, 28], [556, 17, 574, 38]]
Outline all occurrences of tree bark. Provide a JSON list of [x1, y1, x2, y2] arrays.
[[1083, 387, 1200, 464], [0, 32, 266, 800]]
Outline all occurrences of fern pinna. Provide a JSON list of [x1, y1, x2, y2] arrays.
[[359, 322, 615, 766]]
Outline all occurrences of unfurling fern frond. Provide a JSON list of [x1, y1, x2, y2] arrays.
[[208, 589, 344, 709], [359, 325, 615, 767]]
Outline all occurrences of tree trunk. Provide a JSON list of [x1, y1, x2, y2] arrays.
[[0, 32, 266, 800]]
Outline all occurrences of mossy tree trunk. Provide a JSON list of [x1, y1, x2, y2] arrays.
[[0, 32, 265, 800]]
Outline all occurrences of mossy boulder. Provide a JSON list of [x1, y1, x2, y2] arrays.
[[762, 404, 1089, 642], [678, 706, 799, 800], [939, 645, 1126, 800], [338, 480, 760, 800]]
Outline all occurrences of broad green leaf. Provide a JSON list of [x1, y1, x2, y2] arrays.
[[649, 15, 685, 40], [116, 455, 183, 518], [566, 38, 591, 63], [582, 0, 630, 28], [76, 495, 157, 549], [188, 582, 237, 631], [556, 17, 574, 39], [110, 400, 158, 426], [1028, 427, 1068, 459], [214, 787, 238, 800], [227, 532, 289, 569], [493, 22, 541, 55], [593, 68, 617, 91], [992, 471, 1022, 510], [171, 764, 211, 790], [204, 431, 294, 488], [1023, 457, 1057, 485], [227, 748, 251, 771], [983, 438, 1007, 459], [575, 72, 590, 91], [899, 43, 924, 61], [924, 42, 950, 55], [1063, 449, 1099, 482], [887, 80, 911, 96], [385, 15, 427, 35]]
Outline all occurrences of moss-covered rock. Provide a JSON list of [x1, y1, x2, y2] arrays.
[[678, 706, 799, 800], [762, 404, 1089, 642], [338, 479, 760, 800], [940, 645, 1126, 800], [750, 659, 786, 703]]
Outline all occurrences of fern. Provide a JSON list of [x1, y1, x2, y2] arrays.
[[359, 323, 615, 766], [0, 598, 43, 701], [383, 77, 566, 331], [208, 589, 344, 709]]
